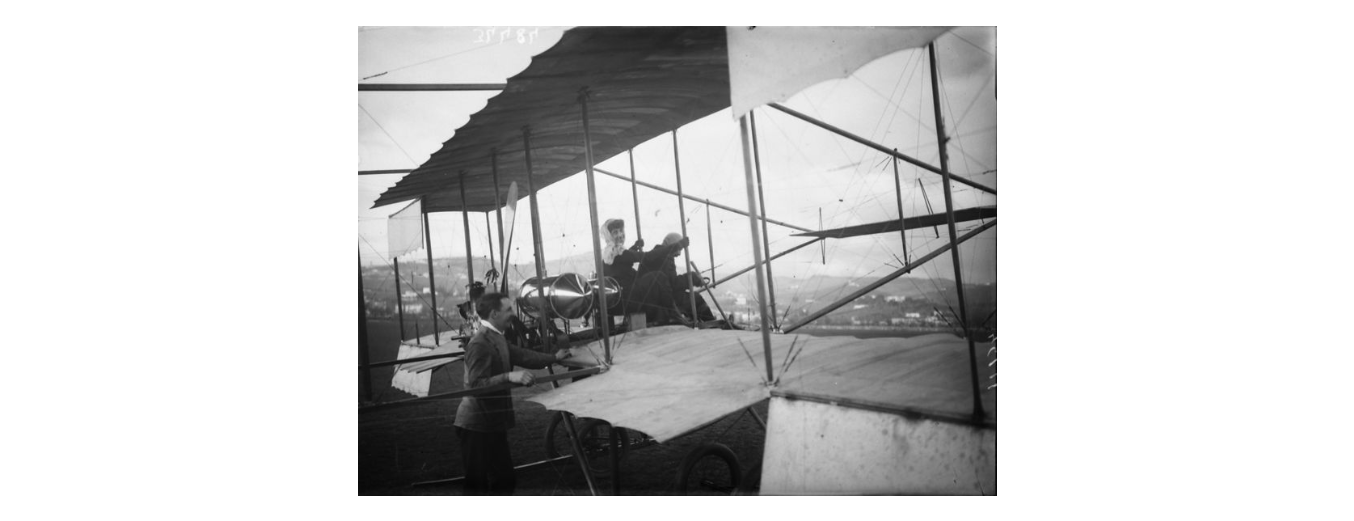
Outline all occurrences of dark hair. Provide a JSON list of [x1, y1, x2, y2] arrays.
[[476, 292, 509, 319], [606, 219, 624, 231]]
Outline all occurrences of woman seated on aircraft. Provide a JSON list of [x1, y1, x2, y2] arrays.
[[626, 233, 718, 326], [600, 218, 645, 291]]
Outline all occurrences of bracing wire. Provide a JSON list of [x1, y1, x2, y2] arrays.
[[359, 104, 419, 167]]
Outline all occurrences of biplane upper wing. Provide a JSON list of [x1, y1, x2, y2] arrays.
[[530, 327, 995, 443], [371, 27, 954, 213], [793, 206, 996, 239], [370, 27, 730, 212]]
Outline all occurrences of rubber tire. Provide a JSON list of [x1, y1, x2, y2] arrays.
[[675, 443, 741, 495], [543, 413, 628, 477]]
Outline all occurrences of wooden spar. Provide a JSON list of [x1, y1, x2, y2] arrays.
[[738, 114, 776, 385], [892, 151, 909, 265], [363, 350, 464, 370], [523, 127, 552, 351], [459, 174, 475, 288], [394, 257, 405, 340], [483, 213, 495, 274], [929, 42, 984, 420], [819, 208, 825, 264], [358, 83, 507, 91], [690, 259, 730, 324], [610, 426, 622, 495], [697, 238, 823, 294], [359, 256, 372, 402], [358, 169, 414, 176], [748, 406, 767, 430], [705, 200, 715, 285], [750, 111, 778, 329], [792, 206, 995, 239], [782, 219, 995, 334], [412, 455, 574, 487], [918, 178, 940, 237], [422, 204, 439, 346], [523, 129, 547, 279], [769, 102, 996, 196], [628, 149, 642, 242], [358, 366, 603, 413], [577, 89, 612, 364], [491, 149, 505, 279], [561, 412, 599, 495], [593, 167, 811, 233], [672, 130, 698, 325]]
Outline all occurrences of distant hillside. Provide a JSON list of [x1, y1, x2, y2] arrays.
[[361, 254, 994, 332]]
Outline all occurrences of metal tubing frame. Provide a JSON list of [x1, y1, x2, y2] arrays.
[[749, 111, 778, 329], [768, 102, 996, 195], [672, 130, 699, 325], [357, 83, 507, 91], [738, 115, 776, 385], [593, 167, 811, 233], [523, 127, 552, 352], [359, 256, 372, 402], [928, 42, 984, 420], [782, 219, 995, 334], [577, 89, 613, 364], [422, 205, 439, 346]]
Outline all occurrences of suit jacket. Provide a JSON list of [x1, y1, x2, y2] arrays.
[[454, 326, 559, 432]]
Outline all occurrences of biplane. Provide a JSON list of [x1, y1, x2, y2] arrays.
[[359, 26, 996, 495]]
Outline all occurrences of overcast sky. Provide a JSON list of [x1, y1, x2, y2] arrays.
[[358, 27, 996, 307]]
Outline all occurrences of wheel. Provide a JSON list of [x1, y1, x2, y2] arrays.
[[675, 443, 741, 495], [543, 412, 629, 477]]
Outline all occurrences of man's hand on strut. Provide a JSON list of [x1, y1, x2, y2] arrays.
[[554, 349, 572, 361], [631, 239, 644, 251]]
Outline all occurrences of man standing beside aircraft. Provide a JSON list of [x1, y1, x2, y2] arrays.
[[454, 292, 571, 495]]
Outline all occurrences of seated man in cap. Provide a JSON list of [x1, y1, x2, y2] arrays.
[[625, 233, 717, 326]]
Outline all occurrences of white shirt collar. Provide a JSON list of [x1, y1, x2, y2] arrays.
[[480, 319, 502, 335]]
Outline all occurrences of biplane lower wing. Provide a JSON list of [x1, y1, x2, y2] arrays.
[[528, 327, 995, 443], [792, 205, 996, 239]]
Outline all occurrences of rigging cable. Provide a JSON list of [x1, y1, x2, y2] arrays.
[[359, 104, 419, 167]]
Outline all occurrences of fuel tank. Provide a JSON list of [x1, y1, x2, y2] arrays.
[[518, 273, 593, 319], [518, 273, 623, 318]]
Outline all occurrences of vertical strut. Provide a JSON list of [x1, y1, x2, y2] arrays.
[[892, 151, 909, 265], [394, 257, 405, 340], [491, 149, 505, 276], [523, 126, 551, 351], [577, 88, 612, 364], [459, 174, 475, 288], [750, 111, 777, 329], [422, 205, 439, 346], [672, 130, 698, 325], [628, 149, 642, 242], [738, 115, 776, 385]]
